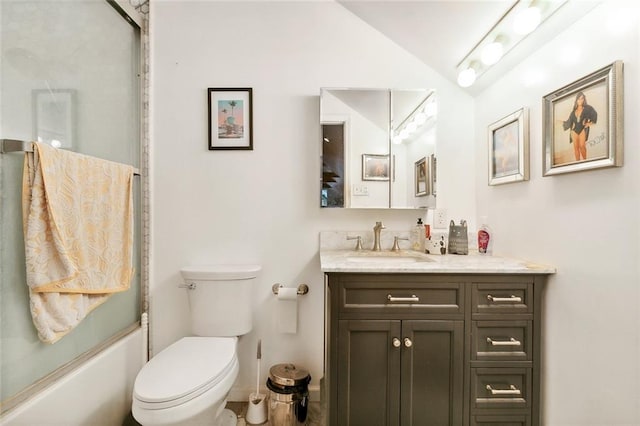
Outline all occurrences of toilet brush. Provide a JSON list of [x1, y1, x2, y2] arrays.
[[246, 340, 267, 424], [255, 340, 261, 400]]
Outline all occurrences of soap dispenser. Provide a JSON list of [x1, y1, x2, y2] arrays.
[[410, 218, 425, 252], [478, 216, 493, 255]]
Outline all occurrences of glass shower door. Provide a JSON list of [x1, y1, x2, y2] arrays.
[[0, 0, 142, 412]]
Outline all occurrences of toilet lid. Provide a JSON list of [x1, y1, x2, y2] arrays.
[[134, 336, 237, 407]]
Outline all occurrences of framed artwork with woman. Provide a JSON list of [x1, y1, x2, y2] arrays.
[[543, 61, 623, 176]]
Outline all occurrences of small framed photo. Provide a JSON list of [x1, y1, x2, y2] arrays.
[[488, 107, 529, 186], [430, 154, 437, 196], [208, 87, 253, 150], [543, 61, 623, 176], [362, 154, 389, 181], [415, 157, 428, 196], [33, 89, 75, 149]]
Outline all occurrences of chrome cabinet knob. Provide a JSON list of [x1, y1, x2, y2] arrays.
[[404, 338, 413, 348], [392, 338, 401, 348]]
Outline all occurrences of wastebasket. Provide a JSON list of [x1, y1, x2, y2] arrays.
[[266, 363, 311, 426]]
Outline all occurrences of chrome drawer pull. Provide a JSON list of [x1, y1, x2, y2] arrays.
[[487, 294, 522, 303], [387, 294, 420, 303], [486, 384, 521, 395], [486, 337, 521, 346]]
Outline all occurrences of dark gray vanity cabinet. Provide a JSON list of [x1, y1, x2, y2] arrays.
[[337, 319, 464, 425], [325, 273, 546, 426]]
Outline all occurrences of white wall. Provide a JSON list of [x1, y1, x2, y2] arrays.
[[150, 0, 475, 399], [474, 2, 640, 424]]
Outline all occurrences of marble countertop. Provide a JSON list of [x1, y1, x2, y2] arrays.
[[320, 249, 556, 274]]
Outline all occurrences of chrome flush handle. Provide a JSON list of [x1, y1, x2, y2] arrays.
[[179, 282, 196, 290]]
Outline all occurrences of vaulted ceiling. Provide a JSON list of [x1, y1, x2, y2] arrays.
[[338, 1, 600, 95]]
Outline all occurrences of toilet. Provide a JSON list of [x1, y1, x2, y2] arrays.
[[132, 264, 261, 426]]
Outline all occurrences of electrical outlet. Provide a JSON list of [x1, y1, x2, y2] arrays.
[[434, 208, 448, 229]]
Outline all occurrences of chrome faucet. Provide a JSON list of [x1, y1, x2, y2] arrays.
[[372, 221, 385, 251]]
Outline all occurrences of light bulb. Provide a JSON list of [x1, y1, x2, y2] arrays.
[[424, 102, 437, 117], [414, 112, 427, 124], [513, 7, 541, 35], [406, 122, 417, 133], [481, 40, 504, 65], [457, 66, 477, 88], [392, 135, 403, 144]]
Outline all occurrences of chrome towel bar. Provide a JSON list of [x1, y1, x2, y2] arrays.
[[1, 139, 140, 175]]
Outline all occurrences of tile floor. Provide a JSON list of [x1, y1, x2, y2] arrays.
[[124, 401, 325, 426], [228, 401, 325, 426]]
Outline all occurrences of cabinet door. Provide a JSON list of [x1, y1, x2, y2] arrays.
[[401, 320, 464, 426], [338, 320, 401, 426]]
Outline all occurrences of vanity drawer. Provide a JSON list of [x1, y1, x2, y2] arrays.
[[473, 283, 533, 315], [471, 368, 531, 410], [472, 321, 532, 361], [336, 275, 464, 315], [471, 414, 530, 426]]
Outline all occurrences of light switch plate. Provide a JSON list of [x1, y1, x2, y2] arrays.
[[353, 185, 369, 196]]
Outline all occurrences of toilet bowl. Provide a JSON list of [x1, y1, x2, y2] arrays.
[[132, 264, 261, 426], [132, 337, 238, 426]]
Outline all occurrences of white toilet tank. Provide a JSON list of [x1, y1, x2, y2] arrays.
[[180, 264, 261, 337]]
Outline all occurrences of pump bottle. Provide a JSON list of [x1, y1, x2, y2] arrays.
[[477, 217, 493, 255], [411, 218, 425, 252]]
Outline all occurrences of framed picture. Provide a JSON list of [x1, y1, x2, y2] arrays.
[[208, 87, 253, 150], [33, 89, 75, 149], [488, 107, 529, 186], [415, 157, 428, 196], [362, 154, 389, 181], [430, 154, 437, 196], [543, 61, 623, 176]]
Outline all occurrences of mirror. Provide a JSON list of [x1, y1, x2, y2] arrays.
[[320, 88, 437, 209]]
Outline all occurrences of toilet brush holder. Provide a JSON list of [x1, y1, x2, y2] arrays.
[[246, 393, 267, 424]]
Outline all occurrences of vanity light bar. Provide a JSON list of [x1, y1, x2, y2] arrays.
[[455, 0, 567, 87], [392, 92, 436, 144]]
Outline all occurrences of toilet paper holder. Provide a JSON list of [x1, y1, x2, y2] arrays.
[[272, 283, 309, 296]]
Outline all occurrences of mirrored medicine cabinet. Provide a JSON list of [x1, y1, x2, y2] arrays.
[[320, 88, 437, 209]]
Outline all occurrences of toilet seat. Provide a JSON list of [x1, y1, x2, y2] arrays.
[[133, 336, 237, 410]]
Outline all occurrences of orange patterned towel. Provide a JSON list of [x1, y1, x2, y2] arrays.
[[22, 142, 135, 343]]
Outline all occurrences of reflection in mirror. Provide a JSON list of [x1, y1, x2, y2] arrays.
[[320, 88, 436, 209], [322, 123, 345, 207], [391, 90, 437, 209], [321, 89, 389, 208]]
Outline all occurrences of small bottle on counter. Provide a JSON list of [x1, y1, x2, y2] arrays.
[[410, 218, 425, 252], [477, 216, 493, 255]]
